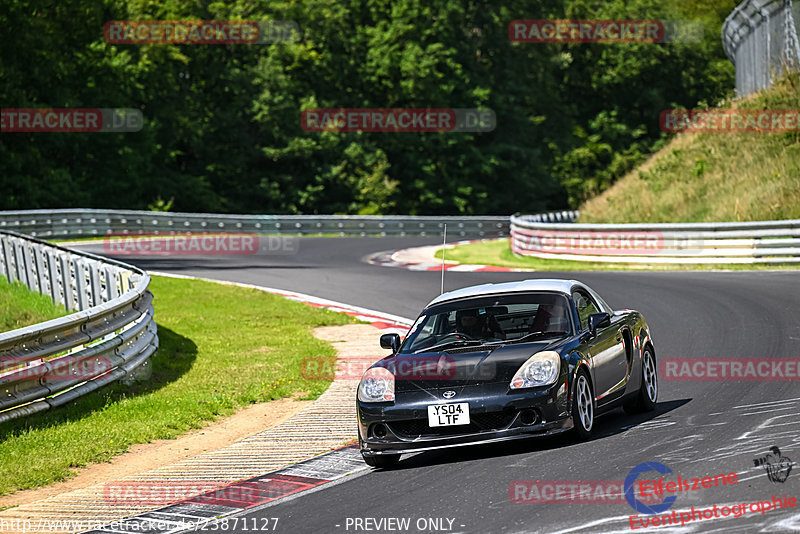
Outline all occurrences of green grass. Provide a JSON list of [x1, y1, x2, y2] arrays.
[[0, 277, 68, 331], [0, 275, 356, 496], [437, 239, 800, 271], [579, 73, 800, 223]]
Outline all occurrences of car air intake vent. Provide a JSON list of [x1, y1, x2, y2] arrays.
[[443, 346, 494, 354]]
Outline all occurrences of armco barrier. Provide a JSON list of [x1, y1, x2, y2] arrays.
[[0, 230, 157, 423], [722, 0, 800, 96], [510, 214, 800, 264], [0, 209, 513, 239]]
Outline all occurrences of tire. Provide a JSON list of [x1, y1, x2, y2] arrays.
[[571, 368, 594, 439], [362, 453, 400, 469], [624, 346, 658, 414]]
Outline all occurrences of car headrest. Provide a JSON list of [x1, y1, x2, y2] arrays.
[[456, 309, 478, 319]]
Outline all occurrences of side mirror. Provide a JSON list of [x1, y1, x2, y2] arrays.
[[588, 312, 611, 337], [380, 333, 401, 354]]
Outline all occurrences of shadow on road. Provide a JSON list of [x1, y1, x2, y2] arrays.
[[387, 399, 691, 471]]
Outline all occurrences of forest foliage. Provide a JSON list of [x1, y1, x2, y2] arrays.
[[0, 0, 738, 214]]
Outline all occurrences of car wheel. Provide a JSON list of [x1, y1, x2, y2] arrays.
[[572, 369, 594, 439], [362, 453, 400, 469], [624, 346, 658, 414]]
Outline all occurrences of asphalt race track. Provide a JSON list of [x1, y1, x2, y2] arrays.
[[79, 238, 800, 533]]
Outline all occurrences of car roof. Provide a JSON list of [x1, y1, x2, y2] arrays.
[[425, 279, 583, 308]]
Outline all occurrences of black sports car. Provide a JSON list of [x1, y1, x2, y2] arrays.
[[356, 279, 658, 468]]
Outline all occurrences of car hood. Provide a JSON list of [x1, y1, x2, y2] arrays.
[[385, 340, 561, 391]]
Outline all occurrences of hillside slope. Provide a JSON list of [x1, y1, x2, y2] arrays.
[[579, 73, 800, 223]]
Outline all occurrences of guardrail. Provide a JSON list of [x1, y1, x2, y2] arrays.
[[722, 0, 800, 96], [0, 209, 511, 239], [0, 230, 157, 423], [510, 215, 800, 264], [514, 211, 579, 224]]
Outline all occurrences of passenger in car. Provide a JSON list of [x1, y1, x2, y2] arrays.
[[530, 302, 568, 333]]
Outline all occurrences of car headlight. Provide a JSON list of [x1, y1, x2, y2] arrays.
[[358, 367, 395, 402], [510, 351, 561, 389]]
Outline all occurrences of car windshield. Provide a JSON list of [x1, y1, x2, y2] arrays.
[[401, 292, 572, 354]]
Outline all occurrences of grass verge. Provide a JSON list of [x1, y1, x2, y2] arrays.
[[578, 73, 800, 223], [0, 275, 356, 496], [0, 277, 68, 331], [437, 239, 800, 271]]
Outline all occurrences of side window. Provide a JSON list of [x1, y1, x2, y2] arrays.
[[572, 291, 600, 331]]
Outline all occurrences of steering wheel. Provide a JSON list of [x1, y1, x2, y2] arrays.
[[439, 332, 473, 342]]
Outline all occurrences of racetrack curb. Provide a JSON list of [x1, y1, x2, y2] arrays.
[[79, 445, 370, 534], [367, 240, 524, 273]]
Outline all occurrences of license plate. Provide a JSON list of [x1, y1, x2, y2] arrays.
[[427, 403, 470, 427]]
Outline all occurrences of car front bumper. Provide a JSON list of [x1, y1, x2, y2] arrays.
[[358, 381, 572, 456]]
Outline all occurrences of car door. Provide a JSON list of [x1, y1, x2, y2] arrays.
[[572, 290, 627, 407]]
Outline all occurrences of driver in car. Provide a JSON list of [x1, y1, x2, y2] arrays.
[[455, 310, 505, 340]]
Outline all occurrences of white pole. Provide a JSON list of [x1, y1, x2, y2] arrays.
[[440, 224, 447, 295]]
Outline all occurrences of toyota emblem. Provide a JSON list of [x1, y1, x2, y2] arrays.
[[443, 390, 456, 399]]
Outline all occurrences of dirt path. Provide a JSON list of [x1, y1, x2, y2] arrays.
[[0, 395, 311, 510]]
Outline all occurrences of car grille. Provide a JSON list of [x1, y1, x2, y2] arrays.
[[388, 411, 517, 439]]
